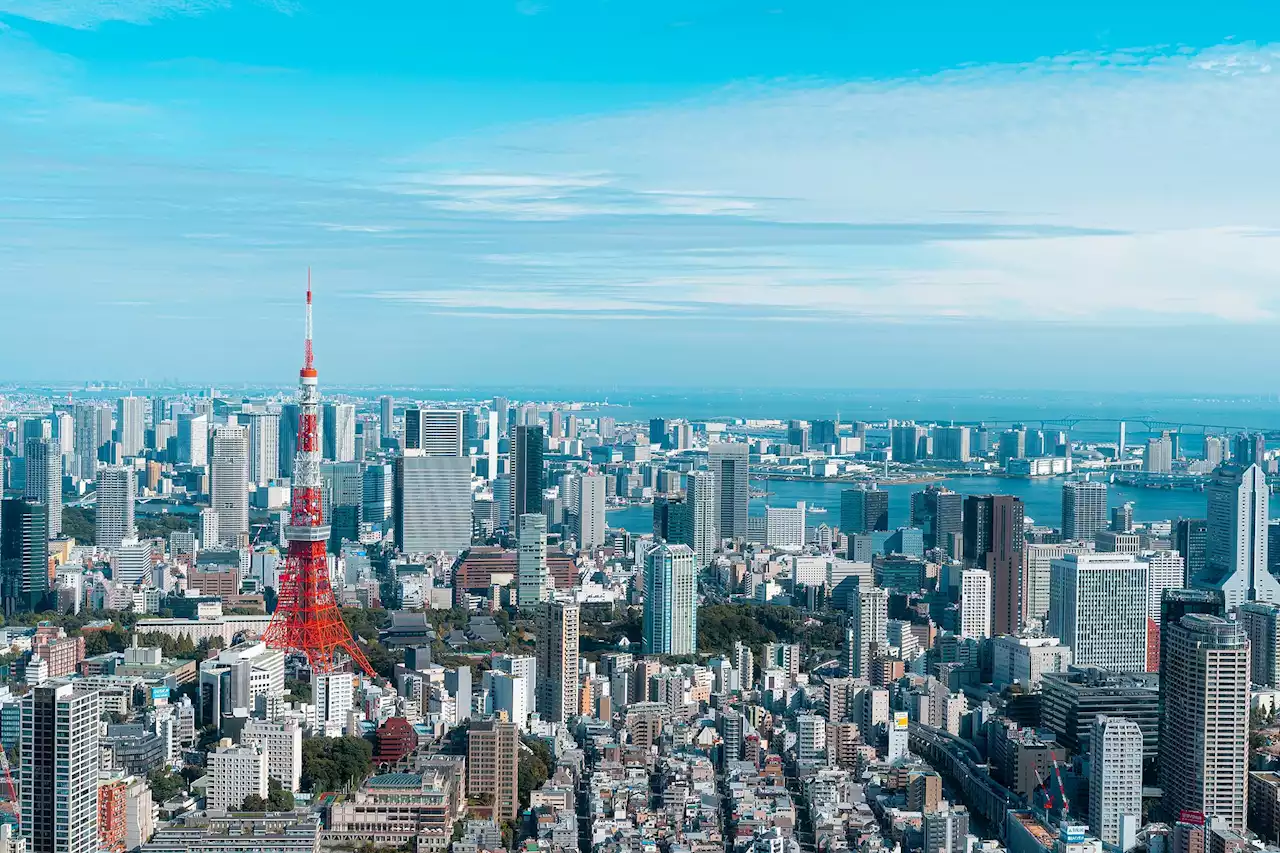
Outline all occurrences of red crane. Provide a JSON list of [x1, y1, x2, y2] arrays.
[[261, 274, 374, 676]]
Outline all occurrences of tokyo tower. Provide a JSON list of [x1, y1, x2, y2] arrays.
[[262, 275, 374, 676]]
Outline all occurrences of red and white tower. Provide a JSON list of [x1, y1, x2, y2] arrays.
[[263, 274, 374, 676]]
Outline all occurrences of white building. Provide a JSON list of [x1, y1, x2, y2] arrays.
[[1023, 542, 1094, 628], [765, 503, 806, 551], [199, 508, 219, 551], [21, 683, 101, 853], [245, 411, 281, 487], [1197, 463, 1280, 607], [211, 425, 250, 547], [112, 539, 154, 588], [313, 672, 354, 737], [1089, 716, 1143, 850], [1140, 551, 1186, 621], [484, 671, 529, 729], [686, 471, 718, 568], [576, 473, 606, 551], [323, 403, 357, 462], [1049, 554, 1148, 673], [991, 635, 1072, 689], [241, 718, 302, 793], [796, 715, 827, 763], [395, 454, 472, 555], [845, 587, 889, 678], [95, 465, 136, 551], [959, 569, 992, 639], [117, 396, 146, 458], [207, 742, 268, 812], [493, 655, 536, 713]]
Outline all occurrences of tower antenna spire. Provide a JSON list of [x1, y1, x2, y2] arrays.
[[304, 267, 314, 373]]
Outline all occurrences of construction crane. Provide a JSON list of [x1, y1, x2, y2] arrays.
[[0, 748, 20, 829]]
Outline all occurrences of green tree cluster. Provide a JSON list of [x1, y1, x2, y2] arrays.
[[300, 736, 373, 792], [147, 767, 185, 803], [285, 677, 312, 704], [61, 507, 95, 544], [517, 736, 552, 809]]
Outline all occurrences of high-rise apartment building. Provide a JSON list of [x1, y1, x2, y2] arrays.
[[393, 454, 472, 555], [684, 470, 717, 568], [1144, 436, 1173, 474], [22, 682, 102, 853], [379, 396, 394, 444], [576, 473, 606, 550], [643, 543, 697, 656], [1089, 716, 1143, 850], [116, 397, 146, 459], [211, 425, 249, 547], [1239, 602, 1280, 688], [1159, 615, 1250, 832], [516, 513, 550, 607], [244, 411, 280, 486], [1049, 553, 1147, 673], [510, 425, 545, 533], [241, 719, 302, 793], [1062, 480, 1108, 541], [1197, 463, 1279, 607], [467, 720, 519, 821], [709, 443, 749, 542], [1, 499, 49, 612], [94, 465, 135, 551], [403, 408, 464, 457], [536, 603, 579, 723], [845, 586, 888, 678], [959, 569, 992, 639], [72, 405, 100, 480], [933, 425, 971, 462], [841, 485, 890, 536], [964, 494, 1026, 636], [23, 437, 61, 539]]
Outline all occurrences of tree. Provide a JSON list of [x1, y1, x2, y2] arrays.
[[517, 736, 551, 809], [242, 794, 269, 812], [147, 768, 185, 803], [301, 735, 373, 793], [267, 777, 296, 811], [285, 677, 312, 704]]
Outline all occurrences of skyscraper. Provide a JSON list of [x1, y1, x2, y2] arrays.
[[174, 412, 208, 469], [21, 682, 102, 853], [361, 462, 392, 527], [959, 568, 992, 639], [684, 470, 717, 568], [1, 499, 49, 613], [841, 485, 889, 536], [536, 602, 580, 723], [23, 437, 61, 539], [709, 442, 749, 542], [94, 465, 135, 550], [322, 403, 356, 462], [1159, 615, 1250, 832], [211, 425, 249, 547], [845, 586, 888, 678], [964, 494, 1026, 636], [244, 411, 280, 486], [516, 513, 550, 607], [510, 425, 545, 533], [1088, 716, 1143, 850], [1049, 553, 1147, 673], [72, 405, 100, 480], [1144, 435, 1173, 474], [1239, 601, 1280, 688], [380, 396, 394, 444], [1062, 480, 1108, 541], [933, 425, 971, 462], [1197, 463, 1278, 607], [1140, 551, 1186, 622], [467, 720, 519, 821], [393, 454, 472, 554], [278, 404, 299, 479], [576, 473, 606, 550], [648, 418, 668, 448], [403, 408, 465, 456], [909, 485, 962, 552], [642, 543, 697, 656], [116, 396, 146, 458], [1174, 518, 1207, 583]]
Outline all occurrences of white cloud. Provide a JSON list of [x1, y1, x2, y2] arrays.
[[0, 0, 224, 28]]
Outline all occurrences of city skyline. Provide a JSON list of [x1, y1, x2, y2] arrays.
[[3, 5, 1280, 386]]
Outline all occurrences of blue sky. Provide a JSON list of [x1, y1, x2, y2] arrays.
[[3, 2, 1280, 390]]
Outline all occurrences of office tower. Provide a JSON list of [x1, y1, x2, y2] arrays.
[[22, 682, 101, 853], [492, 397, 509, 438], [785, 421, 810, 453], [211, 425, 249, 547], [890, 424, 926, 463], [1140, 551, 1185, 622], [116, 396, 145, 458], [1239, 602, 1280, 688], [1144, 435, 1173, 474], [516, 514, 551, 607], [467, 720, 519, 821], [361, 463, 393, 527], [174, 412, 207, 469], [72, 405, 100, 480], [494, 654, 537, 714], [576, 473, 606, 550], [403, 408, 464, 456], [322, 403, 356, 462], [959, 569, 992, 639], [709, 443, 749, 542], [94, 465, 135, 550], [277, 404, 299, 479], [393, 455, 472, 554], [545, 409, 563, 440], [648, 418, 668, 448], [1062, 480, 1108, 541], [998, 429, 1026, 464], [910, 485, 963, 552], [1089, 716, 1143, 849], [811, 420, 838, 448], [963, 494, 1026, 635], [244, 411, 280, 486], [510, 425, 545, 532], [112, 539, 153, 586], [845, 586, 888, 678], [933, 425, 971, 462], [1196, 463, 1277, 606], [1, 499, 49, 612], [1117, 421, 1127, 454], [1234, 433, 1267, 468], [841, 485, 889, 536], [536, 602, 580, 723], [207, 744, 268, 812], [1023, 542, 1092, 628], [765, 503, 805, 549], [1204, 435, 1225, 467], [643, 543, 697, 656], [321, 461, 363, 549], [379, 396, 394, 441], [1174, 518, 1207, 583], [684, 470, 717, 568], [1159, 615, 1249, 832], [23, 437, 61, 539], [1049, 553, 1147, 672]]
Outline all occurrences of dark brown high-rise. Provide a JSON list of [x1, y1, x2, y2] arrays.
[[963, 494, 1025, 635]]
